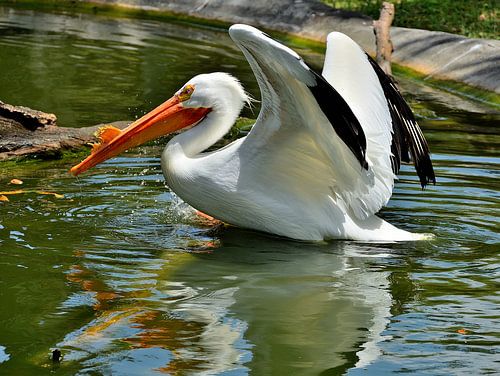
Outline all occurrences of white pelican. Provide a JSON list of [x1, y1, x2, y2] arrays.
[[71, 24, 435, 241]]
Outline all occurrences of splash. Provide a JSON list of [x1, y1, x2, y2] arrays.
[[168, 193, 197, 222]]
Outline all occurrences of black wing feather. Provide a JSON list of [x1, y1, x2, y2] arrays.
[[366, 53, 436, 188], [239, 35, 368, 172], [308, 69, 368, 170]]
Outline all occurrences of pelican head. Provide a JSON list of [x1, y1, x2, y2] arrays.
[[70, 72, 248, 176], [180, 72, 248, 111]]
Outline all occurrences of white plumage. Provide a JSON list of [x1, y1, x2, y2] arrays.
[[161, 25, 434, 241], [72, 24, 435, 241]]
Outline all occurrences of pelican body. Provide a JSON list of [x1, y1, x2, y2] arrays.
[[71, 25, 435, 241]]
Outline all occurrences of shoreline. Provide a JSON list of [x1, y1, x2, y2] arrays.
[[0, 0, 497, 100]]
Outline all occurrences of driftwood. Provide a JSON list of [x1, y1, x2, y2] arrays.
[[373, 1, 395, 76], [0, 100, 57, 130], [0, 101, 128, 160]]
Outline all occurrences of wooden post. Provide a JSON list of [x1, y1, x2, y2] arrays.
[[373, 1, 395, 76]]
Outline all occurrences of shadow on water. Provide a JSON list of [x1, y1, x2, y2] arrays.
[[48, 227, 412, 375]]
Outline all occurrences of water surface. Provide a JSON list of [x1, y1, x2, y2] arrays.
[[0, 7, 499, 375]]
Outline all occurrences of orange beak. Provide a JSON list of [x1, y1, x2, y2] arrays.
[[70, 96, 211, 176]]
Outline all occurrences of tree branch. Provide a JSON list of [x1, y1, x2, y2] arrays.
[[373, 1, 395, 76]]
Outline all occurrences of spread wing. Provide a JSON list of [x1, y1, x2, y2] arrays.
[[229, 25, 433, 220]]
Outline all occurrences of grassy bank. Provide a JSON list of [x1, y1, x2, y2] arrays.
[[324, 0, 498, 39]]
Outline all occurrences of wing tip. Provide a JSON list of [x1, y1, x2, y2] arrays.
[[229, 24, 263, 42], [417, 157, 436, 189], [326, 31, 358, 47]]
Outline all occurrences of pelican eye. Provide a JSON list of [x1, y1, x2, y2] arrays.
[[178, 84, 195, 102]]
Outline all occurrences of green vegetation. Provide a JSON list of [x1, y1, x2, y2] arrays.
[[323, 0, 498, 39]]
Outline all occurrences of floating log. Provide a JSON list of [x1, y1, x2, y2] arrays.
[[0, 101, 128, 160]]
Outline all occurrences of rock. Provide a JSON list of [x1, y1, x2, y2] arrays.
[[0, 102, 129, 160]]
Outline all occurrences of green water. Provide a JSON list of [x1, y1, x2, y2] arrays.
[[0, 7, 499, 376]]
